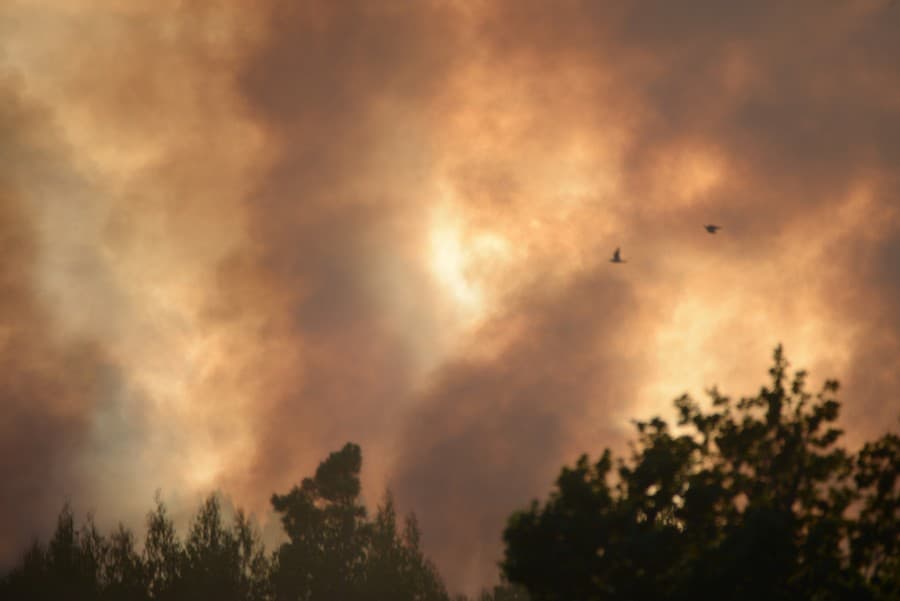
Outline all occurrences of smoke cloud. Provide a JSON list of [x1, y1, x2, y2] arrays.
[[2, 0, 898, 594]]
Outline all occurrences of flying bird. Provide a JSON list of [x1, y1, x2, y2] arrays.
[[704, 224, 722, 234], [610, 247, 626, 263]]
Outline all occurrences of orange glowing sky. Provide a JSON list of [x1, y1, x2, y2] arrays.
[[2, 1, 899, 595]]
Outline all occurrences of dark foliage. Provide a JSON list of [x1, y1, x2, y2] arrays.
[[0, 444, 463, 601], [3, 345, 895, 601], [269, 442, 451, 601], [501, 346, 899, 601]]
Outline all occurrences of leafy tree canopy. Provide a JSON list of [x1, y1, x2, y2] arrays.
[[0, 443, 461, 601], [501, 346, 899, 601], [3, 345, 895, 601]]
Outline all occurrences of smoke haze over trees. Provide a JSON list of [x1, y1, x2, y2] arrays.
[[0, 443, 526, 601], [2, 347, 897, 600]]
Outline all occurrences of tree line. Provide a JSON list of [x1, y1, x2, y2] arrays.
[[2, 346, 897, 600], [0, 443, 522, 601], [0, 442, 526, 601]]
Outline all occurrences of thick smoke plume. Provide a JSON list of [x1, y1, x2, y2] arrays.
[[2, 1, 898, 594]]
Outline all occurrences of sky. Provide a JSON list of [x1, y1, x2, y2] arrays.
[[1, 0, 899, 595]]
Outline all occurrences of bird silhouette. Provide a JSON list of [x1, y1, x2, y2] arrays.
[[704, 224, 721, 234], [610, 247, 626, 263]]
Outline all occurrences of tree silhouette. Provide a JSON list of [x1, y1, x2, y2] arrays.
[[501, 346, 898, 601], [0, 494, 272, 601], [143, 496, 183, 600], [0, 504, 98, 601], [853, 432, 900, 600], [3, 345, 894, 600], [269, 442, 453, 601], [103, 524, 148, 601], [180, 495, 270, 601], [269, 442, 371, 600], [364, 492, 449, 601], [0, 443, 461, 601]]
